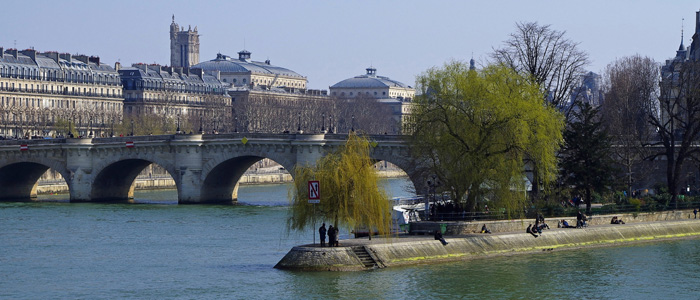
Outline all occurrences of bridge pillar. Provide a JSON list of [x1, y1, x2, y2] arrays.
[[292, 134, 327, 169], [172, 135, 205, 203], [64, 139, 97, 202]]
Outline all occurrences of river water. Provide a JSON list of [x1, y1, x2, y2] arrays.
[[3, 177, 700, 299]]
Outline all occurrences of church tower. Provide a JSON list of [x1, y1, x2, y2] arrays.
[[170, 15, 200, 68]]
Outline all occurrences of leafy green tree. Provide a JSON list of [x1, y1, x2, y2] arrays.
[[411, 61, 564, 215], [287, 133, 392, 237], [559, 102, 618, 213]]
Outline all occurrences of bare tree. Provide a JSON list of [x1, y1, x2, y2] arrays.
[[649, 59, 700, 206], [601, 55, 659, 195], [492, 21, 589, 116]]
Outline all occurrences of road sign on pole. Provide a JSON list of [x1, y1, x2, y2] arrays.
[[308, 180, 320, 203]]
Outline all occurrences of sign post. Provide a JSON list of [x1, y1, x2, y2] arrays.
[[308, 180, 320, 245]]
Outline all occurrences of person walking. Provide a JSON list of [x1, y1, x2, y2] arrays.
[[694, 208, 698, 219], [319, 223, 327, 247]]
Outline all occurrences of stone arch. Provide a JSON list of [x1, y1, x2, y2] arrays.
[[369, 150, 427, 197], [0, 158, 71, 201], [89, 156, 178, 202], [200, 153, 296, 203]]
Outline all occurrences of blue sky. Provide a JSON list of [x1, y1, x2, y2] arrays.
[[1, 0, 698, 89]]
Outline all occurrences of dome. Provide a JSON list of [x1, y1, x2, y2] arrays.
[[191, 51, 304, 78], [330, 67, 409, 89]]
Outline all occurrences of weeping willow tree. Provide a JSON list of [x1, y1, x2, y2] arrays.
[[287, 133, 392, 237], [411, 61, 564, 217]]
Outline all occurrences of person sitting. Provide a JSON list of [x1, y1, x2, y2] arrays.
[[481, 224, 491, 234], [434, 230, 448, 245], [560, 219, 575, 228], [533, 220, 543, 234], [611, 216, 625, 224], [526, 224, 538, 237]]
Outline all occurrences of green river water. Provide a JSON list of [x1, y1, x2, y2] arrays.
[[2, 178, 700, 299]]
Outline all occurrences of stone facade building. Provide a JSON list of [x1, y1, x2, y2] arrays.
[[118, 63, 231, 133], [193, 51, 307, 90], [330, 67, 415, 134], [329, 67, 414, 100], [170, 15, 200, 68], [0, 48, 123, 138]]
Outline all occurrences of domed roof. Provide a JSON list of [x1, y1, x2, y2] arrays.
[[330, 67, 410, 89], [192, 51, 304, 78]]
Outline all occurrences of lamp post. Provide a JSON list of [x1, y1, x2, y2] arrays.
[[176, 114, 181, 134], [426, 175, 439, 221], [297, 112, 302, 134], [198, 115, 203, 134], [130, 119, 134, 136], [88, 116, 93, 138], [329, 115, 333, 134], [321, 112, 326, 133], [11, 112, 17, 139], [234, 116, 238, 133], [351, 114, 355, 132]]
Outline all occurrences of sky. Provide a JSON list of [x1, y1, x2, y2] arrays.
[[1, 0, 699, 90]]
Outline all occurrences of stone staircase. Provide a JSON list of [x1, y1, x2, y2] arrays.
[[351, 246, 381, 269]]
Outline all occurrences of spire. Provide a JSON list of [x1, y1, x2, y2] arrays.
[[172, 14, 175, 23], [680, 18, 685, 51], [469, 52, 475, 70]]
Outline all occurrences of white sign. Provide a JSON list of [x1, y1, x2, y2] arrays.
[[308, 180, 320, 203]]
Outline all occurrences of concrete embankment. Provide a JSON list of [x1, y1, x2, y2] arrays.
[[275, 212, 700, 272]]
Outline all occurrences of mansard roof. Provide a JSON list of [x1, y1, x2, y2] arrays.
[[192, 52, 304, 78], [330, 67, 411, 89]]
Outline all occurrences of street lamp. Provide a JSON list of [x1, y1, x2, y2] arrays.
[[88, 116, 93, 138], [297, 112, 302, 134], [176, 114, 181, 134], [198, 115, 203, 134], [234, 116, 238, 133], [328, 115, 333, 134], [351, 114, 355, 132], [130, 119, 134, 136], [321, 112, 326, 133]]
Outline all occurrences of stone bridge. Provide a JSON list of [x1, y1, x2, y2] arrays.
[[0, 133, 426, 203]]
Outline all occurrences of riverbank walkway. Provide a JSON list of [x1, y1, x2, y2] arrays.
[[276, 210, 700, 271]]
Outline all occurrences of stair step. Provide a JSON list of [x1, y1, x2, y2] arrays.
[[351, 246, 380, 269]]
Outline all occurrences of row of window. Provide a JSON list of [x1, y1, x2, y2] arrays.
[[0, 66, 120, 85], [0, 81, 122, 98], [0, 95, 122, 111]]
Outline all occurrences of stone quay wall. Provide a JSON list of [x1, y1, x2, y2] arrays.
[[275, 212, 700, 272], [409, 209, 697, 235]]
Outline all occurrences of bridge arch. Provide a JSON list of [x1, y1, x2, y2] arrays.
[[368, 150, 426, 197], [0, 159, 71, 201], [89, 156, 179, 202], [200, 153, 296, 203]]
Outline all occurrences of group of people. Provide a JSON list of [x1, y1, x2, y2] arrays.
[[318, 223, 339, 247], [526, 214, 550, 237], [610, 216, 625, 224]]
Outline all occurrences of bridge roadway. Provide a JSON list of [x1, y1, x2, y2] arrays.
[[0, 133, 424, 203]]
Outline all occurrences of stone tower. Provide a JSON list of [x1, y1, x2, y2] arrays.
[[170, 15, 200, 68]]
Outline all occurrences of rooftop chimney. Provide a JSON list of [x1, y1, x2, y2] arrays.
[[20, 49, 37, 62], [59, 53, 71, 62], [74, 54, 89, 64], [43, 51, 60, 63], [88, 56, 100, 65]]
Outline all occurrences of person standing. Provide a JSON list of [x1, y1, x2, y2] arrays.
[[694, 208, 698, 219], [319, 223, 327, 247], [328, 225, 335, 247]]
